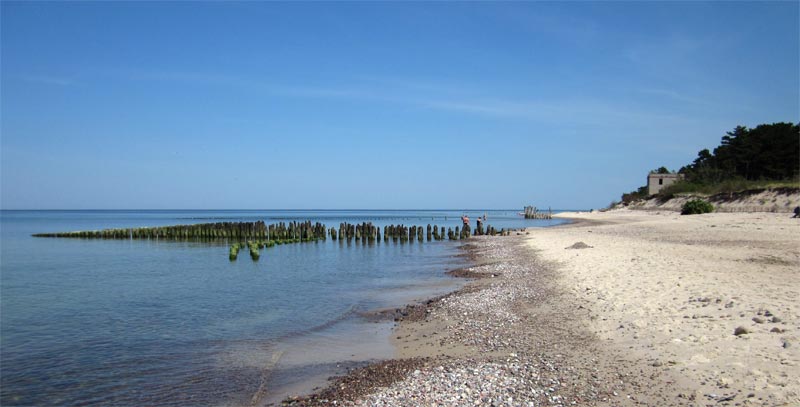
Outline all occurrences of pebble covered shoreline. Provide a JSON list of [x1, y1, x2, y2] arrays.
[[282, 233, 695, 407]]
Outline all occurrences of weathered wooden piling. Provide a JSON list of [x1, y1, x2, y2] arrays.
[[332, 222, 381, 243], [36, 216, 519, 261], [460, 224, 470, 239], [248, 241, 261, 261], [523, 206, 553, 220], [34, 219, 331, 262]]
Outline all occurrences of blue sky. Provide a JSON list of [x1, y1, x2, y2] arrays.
[[1, 1, 798, 210]]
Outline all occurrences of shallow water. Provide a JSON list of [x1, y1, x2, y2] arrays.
[[0, 210, 566, 406]]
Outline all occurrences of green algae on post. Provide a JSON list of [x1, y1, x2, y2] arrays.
[[247, 242, 260, 261], [229, 244, 240, 261]]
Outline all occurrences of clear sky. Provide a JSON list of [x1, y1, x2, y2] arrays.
[[1, 1, 798, 210]]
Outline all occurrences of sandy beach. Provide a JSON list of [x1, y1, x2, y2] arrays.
[[284, 209, 800, 406], [528, 210, 800, 405]]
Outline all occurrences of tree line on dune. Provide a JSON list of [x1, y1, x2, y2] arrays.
[[621, 122, 799, 204]]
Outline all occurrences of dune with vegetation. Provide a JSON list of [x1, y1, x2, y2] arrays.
[[623, 187, 799, 213]]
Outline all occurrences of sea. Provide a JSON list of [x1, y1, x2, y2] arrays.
[[0, 210, 567, 406]]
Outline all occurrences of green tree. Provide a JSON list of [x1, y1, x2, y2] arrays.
[[627, 122, 798, 200], [681, 122, 798, 184]]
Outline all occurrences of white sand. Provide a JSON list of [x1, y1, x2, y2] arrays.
[[526, 209, 800, 405]]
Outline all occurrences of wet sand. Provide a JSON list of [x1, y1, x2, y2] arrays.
[[281, 210, 799, 406]]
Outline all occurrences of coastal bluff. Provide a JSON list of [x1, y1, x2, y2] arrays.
[[621, 187, 799, 213]]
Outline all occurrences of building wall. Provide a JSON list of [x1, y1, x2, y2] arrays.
[[647, 174, 682, 195]]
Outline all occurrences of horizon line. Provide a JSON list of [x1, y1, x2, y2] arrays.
[[0, 208, 576, 212]]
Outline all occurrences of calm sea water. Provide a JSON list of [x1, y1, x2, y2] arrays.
[[0, 210, 566, 406]]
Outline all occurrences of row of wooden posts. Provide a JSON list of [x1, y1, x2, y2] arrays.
[[32, 220, 522, 262], [34, 220, 519, 242], [523, 206, 552, 220], [32, 220, 328, 241], [227, 223, 517, 261], [331, 223, 450, 242], [327, 222, 510, 243]]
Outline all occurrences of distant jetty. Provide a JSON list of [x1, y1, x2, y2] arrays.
[[523, 206, 552, 219]]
